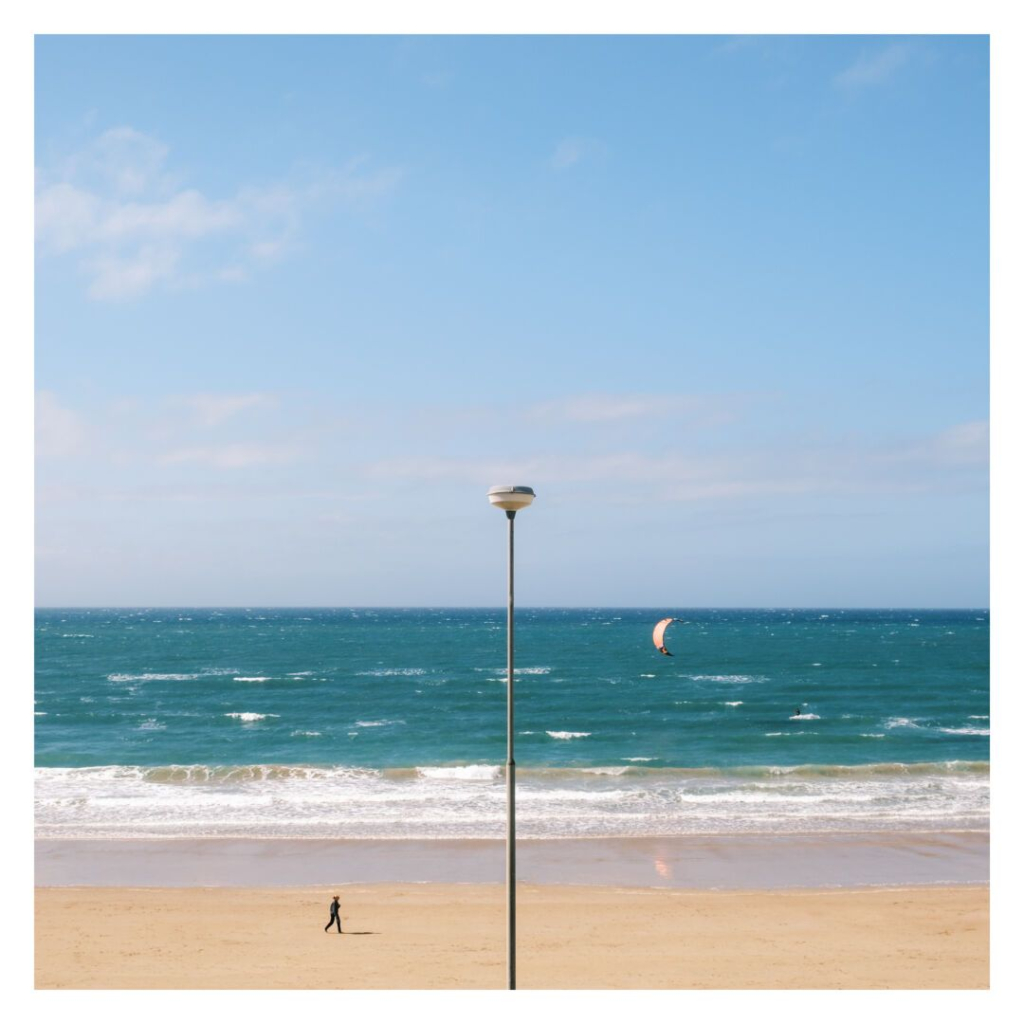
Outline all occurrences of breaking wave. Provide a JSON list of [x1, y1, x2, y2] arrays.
[[34, 761, 989, 840]]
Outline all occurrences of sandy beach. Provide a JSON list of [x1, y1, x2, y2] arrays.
[[35, 882, 988, 989]]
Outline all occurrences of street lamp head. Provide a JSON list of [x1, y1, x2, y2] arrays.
[[487, 485, 536, 512]]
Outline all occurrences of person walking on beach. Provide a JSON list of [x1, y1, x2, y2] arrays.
[[324, 895, 342, 933]]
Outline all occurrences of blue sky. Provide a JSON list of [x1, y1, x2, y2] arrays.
[[34, 34, 989, 607]]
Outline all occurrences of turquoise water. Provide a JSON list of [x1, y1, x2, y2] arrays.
[[35, 608, 989, 839]]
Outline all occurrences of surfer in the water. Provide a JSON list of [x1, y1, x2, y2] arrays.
[[793, 706, 802, 717]]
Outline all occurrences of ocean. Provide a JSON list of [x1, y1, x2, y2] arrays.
[[35, 608, 989, 841]]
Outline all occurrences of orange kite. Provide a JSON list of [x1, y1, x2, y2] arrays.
[[652, 617, 682, 657]]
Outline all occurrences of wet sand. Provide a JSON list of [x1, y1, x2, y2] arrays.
[[35, 831, 989, 889], [35, 882, 988, 989]]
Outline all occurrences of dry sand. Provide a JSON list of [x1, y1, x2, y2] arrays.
[[35, 883, 988, 989]]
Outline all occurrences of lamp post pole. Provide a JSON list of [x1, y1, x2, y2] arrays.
[[505, 507, 516, 991], [487, 485, 536, 992]]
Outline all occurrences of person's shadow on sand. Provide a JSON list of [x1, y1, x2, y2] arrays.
[[328, 931, 377, 935]]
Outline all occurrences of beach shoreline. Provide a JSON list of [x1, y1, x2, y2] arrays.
[[35, 881, 989, 989]]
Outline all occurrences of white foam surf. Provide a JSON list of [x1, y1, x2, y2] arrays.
[[885, 717, 924, 730], [683, 674, 768, 684], [355, 668, 426, 677], [34, 761, 990, 841], [476, 666, 552, 676], [107, 668, 240, 682], [416, 764, 501, 781]]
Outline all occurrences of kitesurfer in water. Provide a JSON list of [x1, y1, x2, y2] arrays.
[[652, 618, 680, 656]]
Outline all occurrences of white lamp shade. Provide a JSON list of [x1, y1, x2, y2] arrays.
[[487, 485, 536, 511]]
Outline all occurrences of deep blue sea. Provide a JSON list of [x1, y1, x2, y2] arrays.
[[35, 608, 989, 840]]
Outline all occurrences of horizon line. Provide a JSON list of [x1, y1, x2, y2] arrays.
[[34, 604, 991, 612]]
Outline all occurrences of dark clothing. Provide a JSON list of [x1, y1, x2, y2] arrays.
[[325, 898, 342, 932]]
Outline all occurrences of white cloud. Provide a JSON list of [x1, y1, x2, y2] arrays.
[[834, 44, 914, 90], [84, 244, 181, 301], [35, 128, 401, 300], [35, 391, 88, 460], [34, 183, 102, 253], [878, 420, 989, 471], [94, 189, 241, 243], [62, 126, 173, 196], [250, 239, 286, 261], [930, 421, 989, 464]]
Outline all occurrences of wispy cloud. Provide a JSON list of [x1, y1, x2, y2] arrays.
[[421, 71, 452, 89], [833, 43, 914, 90], [876, 420, 988, 470], [550, 136, 603, 170], [711, 36, 759, 57], [362, 419, 989, 502], [37, 480, 367, 507], [36, 389, 309, 472], [59, 125, 173, 196], [174, 393, 279, 429], [35, 127, 402, 300], [160, 443, 301, 469], [82, 244, 183, 301], [527, 393, 742, 426], [35, 391, 89, 459]]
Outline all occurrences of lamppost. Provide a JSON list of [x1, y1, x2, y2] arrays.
[[487, 484, 536, 991]]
